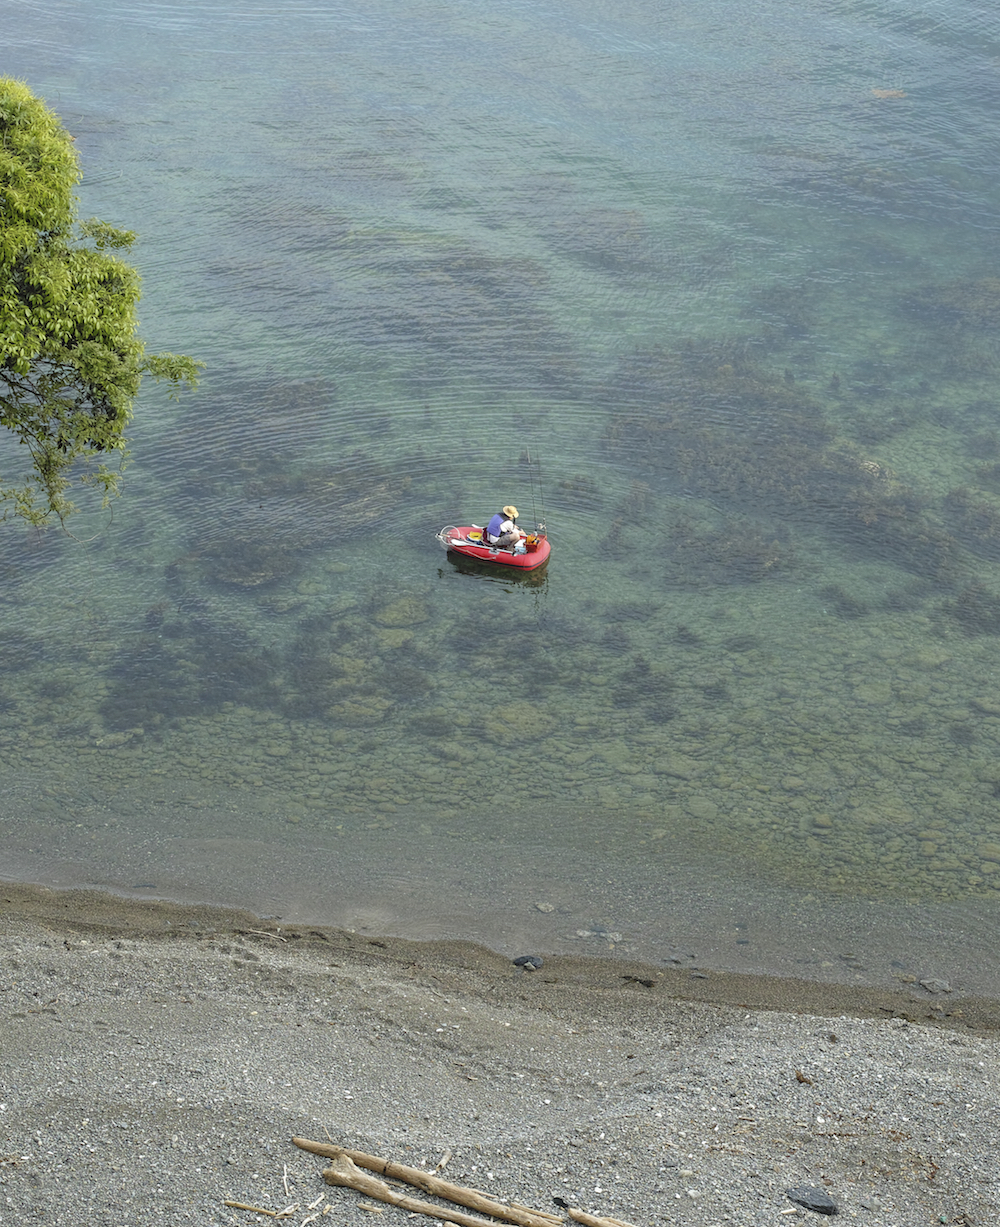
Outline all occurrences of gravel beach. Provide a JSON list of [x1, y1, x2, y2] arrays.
[[1, 884, 997, 1226]]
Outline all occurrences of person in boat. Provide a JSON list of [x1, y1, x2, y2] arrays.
[[485, 504, 526, 551]]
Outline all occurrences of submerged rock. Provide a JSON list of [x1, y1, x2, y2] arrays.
[[484, 701, 553, 741], [375, 596, 430, 627], [919, 977, 952, 994]]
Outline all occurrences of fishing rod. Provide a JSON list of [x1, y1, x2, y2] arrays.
[[525, 448, 546, 536]]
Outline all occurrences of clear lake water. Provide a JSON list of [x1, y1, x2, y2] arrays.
[[4, 0, 1000, 991]]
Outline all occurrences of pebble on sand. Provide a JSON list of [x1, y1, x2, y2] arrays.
[[786, 1185, 838, 1215], [513, 955, 543, 970]]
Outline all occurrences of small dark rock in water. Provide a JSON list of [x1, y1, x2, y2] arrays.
[[786, 1186, 838, 1215], [513, 955, 543, 970]]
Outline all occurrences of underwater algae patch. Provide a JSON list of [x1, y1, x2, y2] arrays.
[[163, 373, 413, 548], [0, 630, 46, 675], [896, 277, 1000, 385], [191, 536, 304, 591], [555, 473, 603, 513], [943, 487, 1000, 563], [903, 276, 1000, 331], [661, 516, 796, 587], [942, 583, 1000, 636], [602, 343, 960, 584], [536, 203, 656, 277], [99, 615, 283, 732], [335, 228, 581, 396]]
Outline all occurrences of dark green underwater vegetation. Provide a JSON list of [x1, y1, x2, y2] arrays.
[[903, 276, 1000, 331], [602, 341, 974, 590]]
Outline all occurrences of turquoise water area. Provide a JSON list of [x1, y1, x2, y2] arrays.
[[4, 0, 1000, 983]]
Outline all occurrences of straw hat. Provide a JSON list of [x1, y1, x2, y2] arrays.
[[502, 505, 518, 519]]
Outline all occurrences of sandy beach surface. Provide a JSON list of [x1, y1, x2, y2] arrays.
[[1, 884, 998, 1227]]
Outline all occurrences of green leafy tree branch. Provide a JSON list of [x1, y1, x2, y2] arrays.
[[0, 77, 202, 525]]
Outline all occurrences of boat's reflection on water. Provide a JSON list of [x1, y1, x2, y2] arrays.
[[438, 552, 550, 589]]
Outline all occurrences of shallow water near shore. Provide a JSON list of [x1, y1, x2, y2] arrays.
[[4, 0, 1000, 992]]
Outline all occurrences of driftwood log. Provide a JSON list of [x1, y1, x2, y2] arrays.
[[291, 1140, 559, 1227], [322, 1154, 507, 1227], [568, 1211, 638, 1227], [290, 1138, 638, 1227]]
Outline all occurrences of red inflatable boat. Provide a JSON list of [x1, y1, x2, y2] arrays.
[[436, 524, 551, 571]]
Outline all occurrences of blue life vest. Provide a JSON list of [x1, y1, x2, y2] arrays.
[[486, 512, 505, 541]]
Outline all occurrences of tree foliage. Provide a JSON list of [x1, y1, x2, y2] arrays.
[[0, 77, 202, 525]]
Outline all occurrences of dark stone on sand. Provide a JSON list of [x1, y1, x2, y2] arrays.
[[513, 955, 543, 970], [787, 1185, 838, 1215]]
